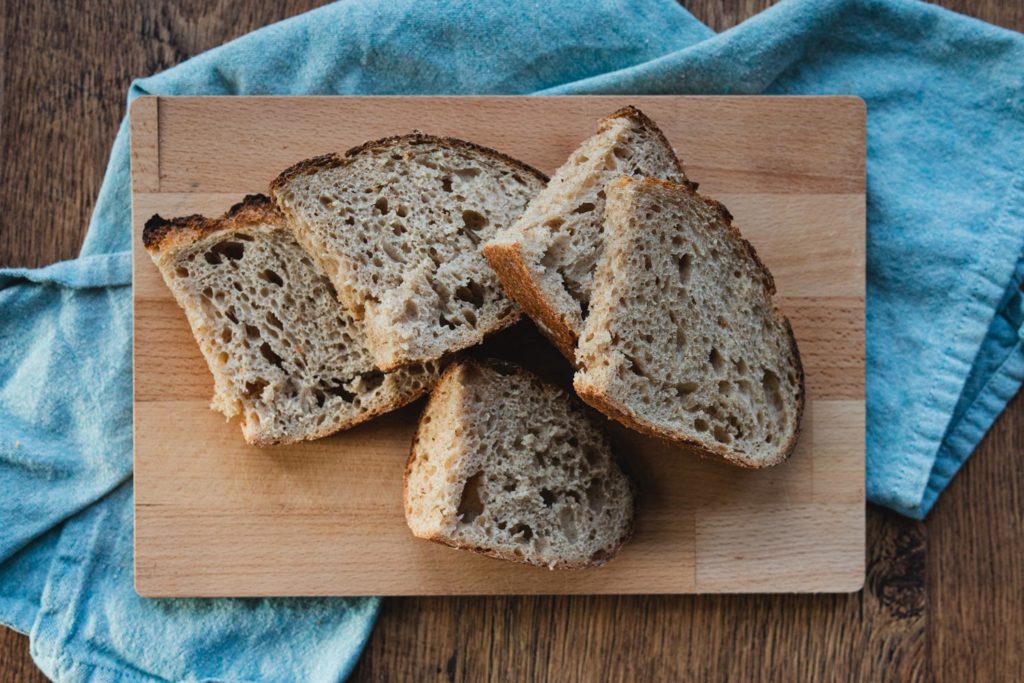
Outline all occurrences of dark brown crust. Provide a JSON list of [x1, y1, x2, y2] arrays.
[[269, 133, 549, 196], [142, 194, 282, 254], [403, 358, 634, 570], [482, 242, 579, 363], [576, 176, 806, 469]]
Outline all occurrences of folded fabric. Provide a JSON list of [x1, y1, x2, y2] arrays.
[[1, 0, 1021, 680]]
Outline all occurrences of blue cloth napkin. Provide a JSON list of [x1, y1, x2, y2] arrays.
[[1, 0, 1021, 680]]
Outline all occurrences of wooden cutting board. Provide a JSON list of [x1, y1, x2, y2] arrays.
[[131, 96, 865, 597]]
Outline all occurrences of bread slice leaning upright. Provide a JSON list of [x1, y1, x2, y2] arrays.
[[143, 195, 441, 446], [270, 135, 548, 372], [404, 359, 634, 569], [484, 106, 690, 361], [574, 177, 805, 468]]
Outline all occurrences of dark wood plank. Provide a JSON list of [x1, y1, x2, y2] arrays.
[[0, 0, 1021, 681], [928, 389, 1024, 681], [353, 508, 926, 681]]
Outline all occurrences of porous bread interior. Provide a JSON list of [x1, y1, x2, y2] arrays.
[[487, 112, 683, 337], [574, 178, 802, 467], [273, 139, 545, 370], [151, 219, 440, 445], [405, 361, 633, 569]]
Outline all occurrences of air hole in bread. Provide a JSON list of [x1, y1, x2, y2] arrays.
[[718, 381, 731, 395], [540, 488, 556, 507], [509, 523, 533, 542], [319, 195, 336, 209], [694, 418, 709, 432], [358, 370, 385, 392], [713, 425, 732, 444], [585, 479, 606, 513], [458, 471, 486, 523], [545, 218, 565, 230], [440, 176, 453, 193], [174, 266, 189, 278], [259, 342, 285, 370], [676, 253, 693, 284], [258, 269, 284, 286], [454, 280, 486, 308], [676, 382, 698, 397], [573, 202, 596, 214], [381, 241, 407, 264], [709, 348, 724, 372], [244, 379, 268, 399], [325, 380, 356, 402], [455, 167, 481, 182], [762, 369, 784, 414], [210, 240, 245, 263], [460, 209, 488, 232]]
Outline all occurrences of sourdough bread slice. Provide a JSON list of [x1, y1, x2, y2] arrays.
[[404, 359, 634, 569], [143, 195, 441, 446], [270, 135, 548, 372], [484, 106, 690, 360], [574, 177, 804, 468]]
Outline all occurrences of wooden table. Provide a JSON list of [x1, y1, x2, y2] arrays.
[[1, 1, 1021, 680]]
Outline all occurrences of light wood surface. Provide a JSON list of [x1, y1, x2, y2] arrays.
[[130, 95, 865, 596]]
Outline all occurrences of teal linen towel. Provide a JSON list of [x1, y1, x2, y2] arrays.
[[1, 0, 1022, 680]]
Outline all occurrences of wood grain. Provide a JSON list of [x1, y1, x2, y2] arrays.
[[1, 0, 1021, 681], [131, 95, 865, 597]]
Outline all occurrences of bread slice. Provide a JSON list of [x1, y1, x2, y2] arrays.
[[143, 195, 441, 446], [574, 177, 804, 468], [484, 106, 690, 360], [270, 135, 548, 372], [404, 359, 634, 569]]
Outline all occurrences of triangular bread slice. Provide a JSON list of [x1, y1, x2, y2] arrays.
[[404, 359, 634, 569], [270, 135, 548, 372], [143, 195, 441, 446], [574, 177, 804, 468], [484, 106, 691, 361]]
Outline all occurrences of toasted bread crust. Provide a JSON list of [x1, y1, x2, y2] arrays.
[[403, 358, 634, 569], [143, 194, 281, 256], [482, 242, 579, 363], [575, 175, 805, 469], [270, 133, 548, 196]]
